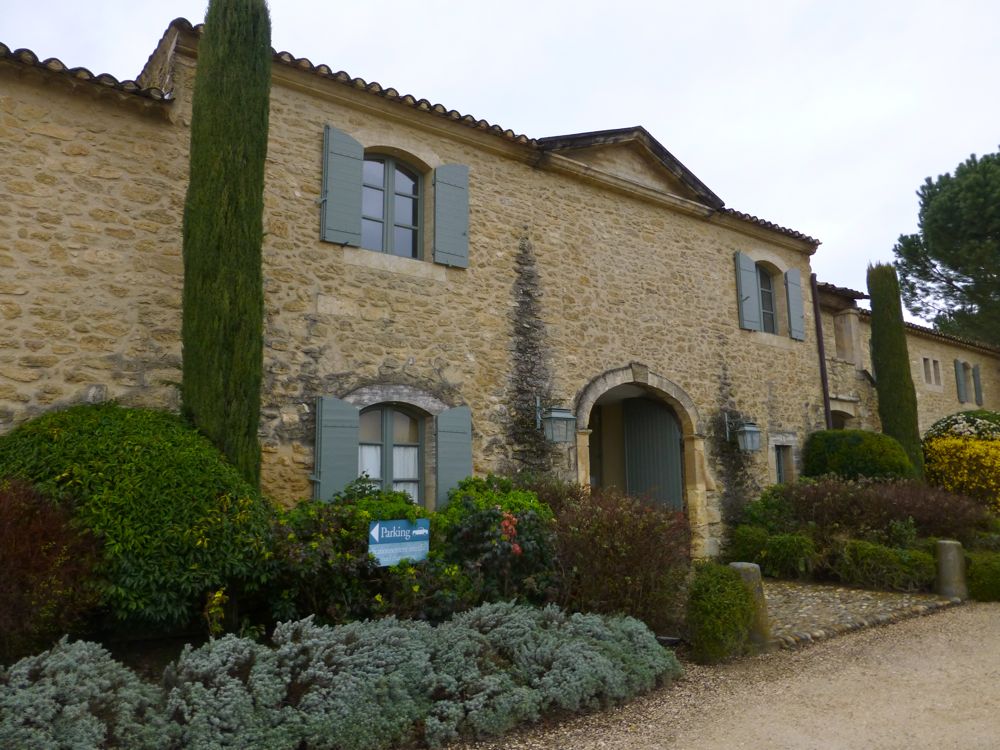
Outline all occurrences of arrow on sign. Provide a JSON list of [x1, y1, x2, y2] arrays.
[[370, 522, 380, 544]]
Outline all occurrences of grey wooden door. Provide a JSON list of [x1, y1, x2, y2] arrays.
[[623, 397, 683, 509]]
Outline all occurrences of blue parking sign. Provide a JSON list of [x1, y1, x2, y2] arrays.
[[368, 518, 431, 567]]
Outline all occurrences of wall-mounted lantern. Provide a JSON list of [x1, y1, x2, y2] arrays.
[[725, 415, 762, 452], [537, 403, 577, 443]]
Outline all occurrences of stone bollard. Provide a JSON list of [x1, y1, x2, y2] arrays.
[[728, 562, 771, 649], [936, 540, 968, 600]]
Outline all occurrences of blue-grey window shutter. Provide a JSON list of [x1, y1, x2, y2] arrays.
[[973, 364, 984, 406], [784, 268, 806, 341], [320, 125, 363, 246], [435, 405, 473, 508], [955, 359, 968, 403], [735, 251, 761, 331], [311, 396, 360, 501], [433, 164, 469, 268]]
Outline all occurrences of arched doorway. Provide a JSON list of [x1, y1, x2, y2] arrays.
[[588, 386, 684, 509]]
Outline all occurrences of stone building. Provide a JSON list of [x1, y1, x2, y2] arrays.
[[817, 283, 1000, 434], [1, 18, 997, 556]]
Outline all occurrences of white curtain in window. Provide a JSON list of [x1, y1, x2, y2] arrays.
[[359, 445, 382, 480], [393, 445, 419, 480]]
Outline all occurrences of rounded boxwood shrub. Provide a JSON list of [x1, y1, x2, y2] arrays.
[[803, 429, 915, 480], [0, 403, 274, 629], [685, 562, 755, 664]]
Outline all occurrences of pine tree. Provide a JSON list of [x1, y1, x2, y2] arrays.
[[181, 0, 271, 487], [867, 263, 924, 477]]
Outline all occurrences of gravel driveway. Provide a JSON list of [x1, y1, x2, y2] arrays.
[[449, 602, 1000, 750]]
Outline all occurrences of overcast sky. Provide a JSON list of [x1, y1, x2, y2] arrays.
[[5, 1, 998, 317]]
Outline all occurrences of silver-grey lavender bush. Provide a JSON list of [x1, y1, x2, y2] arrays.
[[0, 638, 164, 750], [1, 603, 682, 749]]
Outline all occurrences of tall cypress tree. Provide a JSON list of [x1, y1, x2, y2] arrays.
[[181, 0, 271, 487], [867, 263, 924, 477]]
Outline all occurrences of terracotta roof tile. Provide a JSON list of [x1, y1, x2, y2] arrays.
[[817, 281, 868, 299], [0, 41, 170, 100], [857, 309, 1000, 354], [721, 208, 820, 246]]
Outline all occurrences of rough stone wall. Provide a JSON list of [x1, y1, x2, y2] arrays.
[[0, 64, 187, 428]]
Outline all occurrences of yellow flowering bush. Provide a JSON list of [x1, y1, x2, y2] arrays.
[[924, 436, 1000, 512]]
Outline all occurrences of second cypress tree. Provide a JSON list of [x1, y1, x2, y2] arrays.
[[181, 0, 272, 487], [867, 263, 924, 477]]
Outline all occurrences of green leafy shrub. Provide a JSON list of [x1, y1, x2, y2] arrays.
[[803, 429, 915, 480], [685, 562, 755, 664], [740, 484, 796, 533], [0, 638, 164, 749], [830, 540, 935, 592], [967, 551, 1000, 601], [433, 475, 554, 537], [522, 482, 690, 635], [434, 476, 557, 604], [268, 478, 434, 624], [0, 403, 274, 629], [371, 558, 480, 622], [726, 524, 770, 566], [725, 525, 815, 579], [762, 533, 817, 579], [0, 480, 100, 664]]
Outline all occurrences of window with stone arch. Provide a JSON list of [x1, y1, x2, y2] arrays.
[[361, 154, 421, 258], [312, 387, 473, 510], [735, 251, 806, 341]]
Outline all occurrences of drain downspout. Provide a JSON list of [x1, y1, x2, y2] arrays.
[[811, 273, 832, 429]]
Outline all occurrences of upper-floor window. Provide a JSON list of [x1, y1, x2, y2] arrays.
[[734, 251, 806, 340], [362, 157, 421, 258], [758, 265, 778, 334], [955, 359, 983, 405], [922, 357, 942, 386], [320, 125, 469, 268]]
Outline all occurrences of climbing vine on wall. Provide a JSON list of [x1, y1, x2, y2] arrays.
[[710, 362, 760, 524], [503, 233, 556, 476]]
